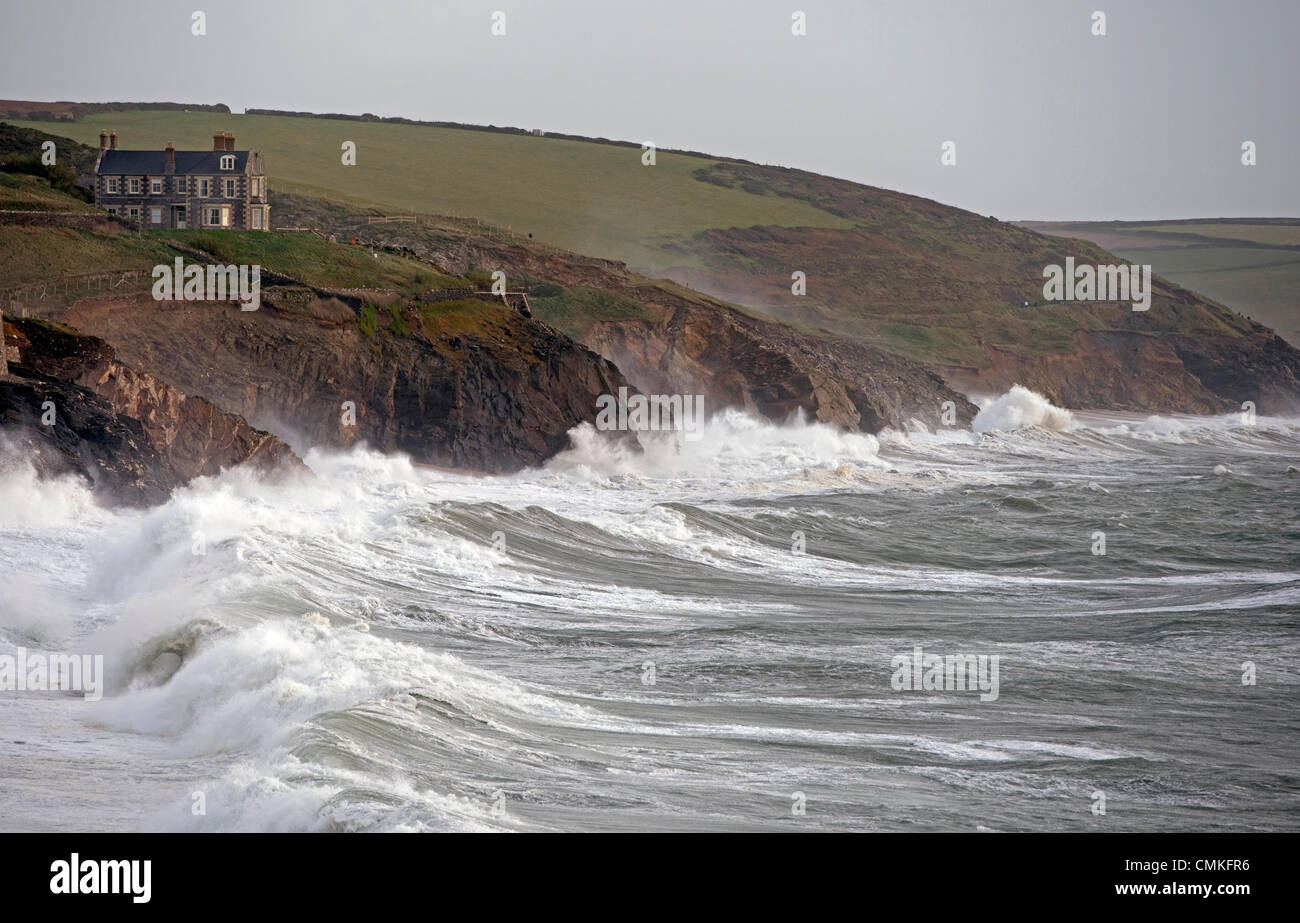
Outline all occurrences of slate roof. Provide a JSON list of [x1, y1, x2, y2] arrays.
[[97, 150, 252, 175]]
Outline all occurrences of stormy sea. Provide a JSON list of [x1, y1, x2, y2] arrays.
[[2, 387, 1297, 832]]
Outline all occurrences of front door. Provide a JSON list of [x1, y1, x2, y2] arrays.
[[174, 205, 187, 229]]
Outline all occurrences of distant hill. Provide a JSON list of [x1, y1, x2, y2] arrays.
[[1021, 218, 1300, 347], [0, 100, 229, 121]]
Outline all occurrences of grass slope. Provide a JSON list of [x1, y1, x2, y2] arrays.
[[0, 175, 468, 315], [8, 111, 851, 269]]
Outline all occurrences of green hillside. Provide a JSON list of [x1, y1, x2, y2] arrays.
[[1022, 219, 1300, 346], [8, 110, 851, 269]]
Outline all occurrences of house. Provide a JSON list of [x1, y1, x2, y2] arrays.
[[93, 130, 269, 231]]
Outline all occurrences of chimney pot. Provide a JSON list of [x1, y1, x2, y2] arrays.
[[225, 132, 236, 152], [99, 130, 108, 150], [165, 142, 175, 172], [214, 132, 224, 151], [110, 131, 118, 150]]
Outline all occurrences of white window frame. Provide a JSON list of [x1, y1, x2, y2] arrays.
[[206, 205, 229, 228], [129, 178, 140, 194], [223, 177, 236, 198], [149, 207, 163, 225], [105, 177, 119, 194], [174, 176, 186, 194], [251, 207, 263, 230], [199, 178, 210, 197], [150, 178, 162, 194], [219, 154, 235, 171], [105, 206, 118, 216], [127, 206, 140, 218]]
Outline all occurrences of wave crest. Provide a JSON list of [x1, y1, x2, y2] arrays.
[[973, 386, 1074, 434]]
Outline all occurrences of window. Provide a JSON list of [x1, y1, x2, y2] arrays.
[[175, 176, 186, 194], [250, 177, 261, 197], [150, 179, 162, 194], [252, 207, 263, 230], [207, 206, 229, 227], [150, 207, 163, 225], [223, 178, 236, 197], [105, 206, 118, 216], [105, 178, 118, 194], [127, 206, 139, 218], [199, 178, 210, 197], [129, 178, 140, 194], [219, 155, 235, 171]]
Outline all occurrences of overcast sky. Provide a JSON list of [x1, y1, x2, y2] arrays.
[[2, 0, 1295, 220]]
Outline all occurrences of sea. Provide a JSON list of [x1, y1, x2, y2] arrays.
[[1, 386, 1297, 831]]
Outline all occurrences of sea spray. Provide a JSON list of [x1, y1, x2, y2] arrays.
[[972, 386, 1074, 433]]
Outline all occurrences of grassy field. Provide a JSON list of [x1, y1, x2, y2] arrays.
[[0, 174, 476, 306], [0, 225, 179, 289], [1024, 219, 1300, 345], [8, 111, 852, 269], [162, 229, 456, 292]]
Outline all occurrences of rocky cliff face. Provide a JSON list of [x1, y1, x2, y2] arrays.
[[59, 286, 631, 473], [0, 375, 178, 506], [581, 306, 977, 432], [2, 317, 299, 505], [323, 217, 979, 432]]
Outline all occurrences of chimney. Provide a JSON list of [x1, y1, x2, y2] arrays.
[[110, 131, 118, 150], [224, 131, 236, 151], [99, 130, 108, 150], [214, 132, 225, 151], [165, 142, 175, 172]]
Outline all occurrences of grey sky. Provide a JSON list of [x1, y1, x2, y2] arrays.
[[2, 0, 1295, 220]]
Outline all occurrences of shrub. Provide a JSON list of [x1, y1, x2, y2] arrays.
[[387, 303, 410, 336], [187, 231, 236, 263], [358, 302, 378, 338], [0, 152, 88, 201], [465, 268, 494, 290]]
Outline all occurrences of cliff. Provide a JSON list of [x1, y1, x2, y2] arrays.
[[58, 285, 631, 473], [2, 316, 299, 505], [276, 194, 979, 432]]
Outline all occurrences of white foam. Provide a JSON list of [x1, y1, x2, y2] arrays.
[[972, 386, 1074, 434], [546, 408, 883, 483]]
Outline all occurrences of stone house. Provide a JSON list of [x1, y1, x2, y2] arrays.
[[93, 130, 269, 231]]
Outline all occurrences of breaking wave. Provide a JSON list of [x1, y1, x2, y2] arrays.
[[972, 385, 1075, 433], [2, 389, 1298, 831]]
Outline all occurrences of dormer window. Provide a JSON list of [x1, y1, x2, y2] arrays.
[[219, 155, 235, 171]]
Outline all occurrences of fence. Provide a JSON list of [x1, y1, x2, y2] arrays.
[[1, 269, 151, 306]]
